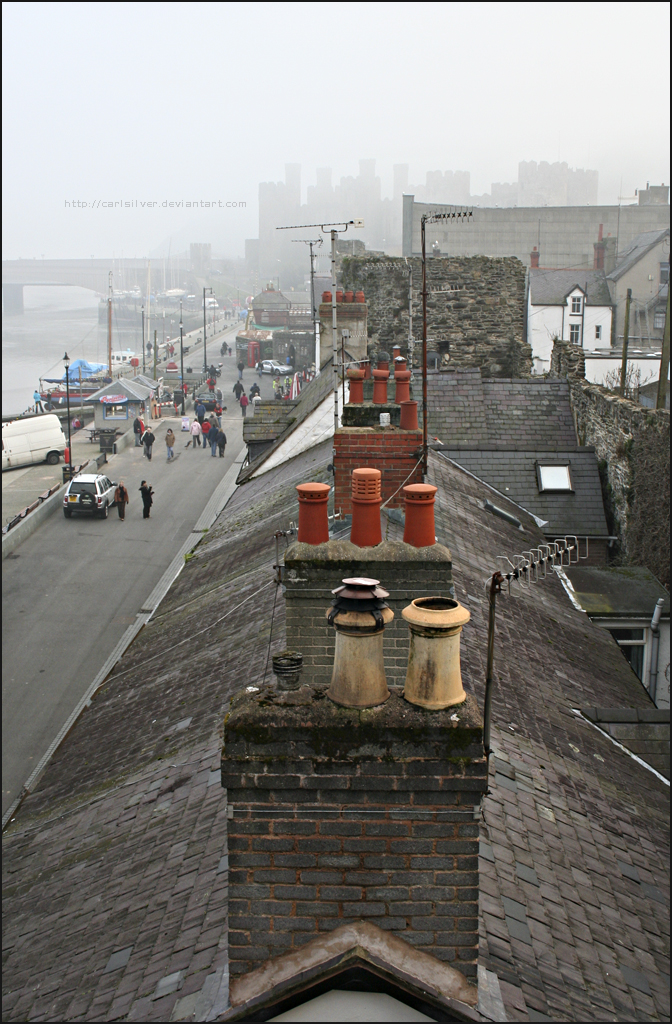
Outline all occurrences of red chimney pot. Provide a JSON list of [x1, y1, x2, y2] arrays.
[[372, 369, 390, 404], [296, 482, 331, 544], [399, 400, 419, 430], [351, 468, 382, 547], [403, 483, 437, 548], [394, 369, 412, 404], [347, 368, 365, 404]]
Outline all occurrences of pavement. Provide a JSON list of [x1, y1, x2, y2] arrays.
[[1, 324, 275, 816]]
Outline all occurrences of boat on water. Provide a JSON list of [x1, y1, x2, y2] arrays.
[[39, 358, 111, 407]]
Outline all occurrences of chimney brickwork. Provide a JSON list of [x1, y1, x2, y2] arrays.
[[222, 687, 486, 980], [284, 539, 453, 687], [334, 427, 423, 514]]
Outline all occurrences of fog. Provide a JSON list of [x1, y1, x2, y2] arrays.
[[2, 0, 670, 259]]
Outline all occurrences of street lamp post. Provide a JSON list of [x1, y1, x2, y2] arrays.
[[63, 351, 72, 477], [179, 300, 185, 415], [141, 306, 146, 374], [203, 287, 214, 372]]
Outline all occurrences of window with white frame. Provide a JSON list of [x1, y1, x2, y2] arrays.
[[595, 325, 602, 341], [569, 324, 581, 344], [536, 464, 573, 491], [571, 295, 582, 314], [654, 310, 665, 330]]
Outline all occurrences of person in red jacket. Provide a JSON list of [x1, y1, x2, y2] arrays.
[[201, 418, 211, 451], [240, 392, 249, 418]]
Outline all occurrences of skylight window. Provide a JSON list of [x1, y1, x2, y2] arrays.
[[537, 464, 572, 491]]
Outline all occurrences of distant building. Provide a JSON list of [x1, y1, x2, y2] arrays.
[[528, 268, 613, 374], [607, 228, 670, 347]]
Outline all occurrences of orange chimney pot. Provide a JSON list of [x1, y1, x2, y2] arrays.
[[296, 482, 331, 544], [350, 468, 382, 547], [403, 483, 437, 547]]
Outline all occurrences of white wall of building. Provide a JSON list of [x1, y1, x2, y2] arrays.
[[529, 286, 613, 375], [584, 354, 662, 387], [592, 617, 670, 709]]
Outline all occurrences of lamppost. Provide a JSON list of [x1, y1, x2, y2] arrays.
[[179, 299, 185, 414], [203, 287, 214, 372], [141, 305, 145, 374], [63, 351, 72, 477]]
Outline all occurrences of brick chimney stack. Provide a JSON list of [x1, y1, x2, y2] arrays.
[[530, 246, 540, 268]]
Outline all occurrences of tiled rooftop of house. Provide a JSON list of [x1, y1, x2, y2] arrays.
[[2, 442, 669, 1022], [426, 371, 578, 449], [439, 447, 609, 538]]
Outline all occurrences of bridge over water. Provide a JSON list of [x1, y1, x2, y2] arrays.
[[2, 257, 193, 314]]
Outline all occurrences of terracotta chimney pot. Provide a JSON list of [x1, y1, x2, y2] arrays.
[[350, 468, 382, 547], [354, 290, 365, 303], [372, 369, 390, 404], [403, 483, 437, 548], [399, 400, 419, 430], [361, 358, 372, 380], [296, 482, 331, 544], [394, 369, 412, 404], [394, 355, 407, 372], [392, 345, 402, 360], [347, 368, 365, 404]]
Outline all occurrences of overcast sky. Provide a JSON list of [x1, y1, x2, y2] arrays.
[[2, 0, 670, 259]]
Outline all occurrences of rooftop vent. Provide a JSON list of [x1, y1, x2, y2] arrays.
[[326, 577, 393, 708]]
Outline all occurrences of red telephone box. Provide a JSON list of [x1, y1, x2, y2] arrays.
[[247, 340, 260, 367]]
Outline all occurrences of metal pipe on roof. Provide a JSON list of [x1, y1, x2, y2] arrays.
[[648, 597, 665, 705]]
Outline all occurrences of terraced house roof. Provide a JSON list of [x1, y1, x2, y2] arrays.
[[2, 444, 669, 1022]]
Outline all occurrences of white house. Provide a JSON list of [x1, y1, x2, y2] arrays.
[[528, 269, 613, 374]]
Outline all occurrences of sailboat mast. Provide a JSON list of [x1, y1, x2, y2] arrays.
[[107, 271, 113, 376]]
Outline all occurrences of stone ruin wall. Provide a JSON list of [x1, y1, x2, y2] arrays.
[[551, 337, 670, 587], [339, 255, 531, 378]]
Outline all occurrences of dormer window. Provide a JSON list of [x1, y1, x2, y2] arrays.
[[536, 463, 573, 491], [571, 296, 582, 314]]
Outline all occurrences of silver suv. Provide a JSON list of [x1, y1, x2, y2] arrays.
[[63, 473, 117, 519]]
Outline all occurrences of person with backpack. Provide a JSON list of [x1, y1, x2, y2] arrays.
[[133, 414, 145, 447], [141, 426, 156, 461]]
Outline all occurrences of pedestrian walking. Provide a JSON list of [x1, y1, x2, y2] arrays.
[[218, 428, 227, 458], [33, 389, 44, 413], [209, 423, 220, 456], [140, 481, 154, 519], [214, 401, 223, 426], [201, 419, 211, 451], [187, 418, 202, 448], [142, 427, 156, 461], [165, 428, 176, 461], [228, 345, 232, 357], [240, 393, 249, 418], [256, 361, 263, 378], [237, 360, 245, 380], [114, 480, 129, 520], [220, 342, 227, 357], [233, 380, 244, 401], [133, 414, 145, 446], [195, 400, 206, 425]]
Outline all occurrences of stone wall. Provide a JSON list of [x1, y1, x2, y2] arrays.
[[551, 337, 670, 586], [339, 255, 531, 378]]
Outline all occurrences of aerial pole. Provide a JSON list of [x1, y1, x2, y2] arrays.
[[107, 270, 113, 377], [619, 288, 632, 396], [656, 286, 670, 410], [292, 237, 323, 375], [276, 219, 364, 432]]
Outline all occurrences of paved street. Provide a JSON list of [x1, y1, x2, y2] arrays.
[[1, 330, 277, 815]]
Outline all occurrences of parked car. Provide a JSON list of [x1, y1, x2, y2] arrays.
[[63, 473, 117, 519], [194, 391, 224, 411], [261, 360, 294, 376]]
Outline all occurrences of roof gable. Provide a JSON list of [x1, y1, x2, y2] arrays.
[[529, 268, 613, 307], [608, 228, 671, 282]]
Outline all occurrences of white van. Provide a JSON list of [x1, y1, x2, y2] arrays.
[[2, 414, 66, 471]]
